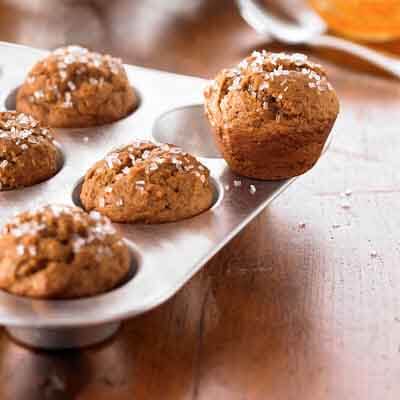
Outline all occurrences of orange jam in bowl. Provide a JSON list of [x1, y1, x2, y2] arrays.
[[309, 0, 400, 41]]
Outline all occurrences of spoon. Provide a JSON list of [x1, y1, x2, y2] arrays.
[[236, 0, 400, 78]]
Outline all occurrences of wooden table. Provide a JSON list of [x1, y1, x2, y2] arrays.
[[1, 1, 400, 399]]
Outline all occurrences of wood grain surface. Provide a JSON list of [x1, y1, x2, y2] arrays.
[[0, 0, 400, 399]]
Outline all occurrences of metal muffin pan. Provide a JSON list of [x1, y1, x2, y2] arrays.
[[0, 42, 304, 349]]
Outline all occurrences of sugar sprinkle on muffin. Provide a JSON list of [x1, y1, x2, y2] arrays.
[[80, 140, 214, 223], [0, 205, 131, 299], [17, 45, 137, 128], [0, 111, 61, 190]]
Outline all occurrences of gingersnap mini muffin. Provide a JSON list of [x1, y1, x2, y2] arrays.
[[204, 51, 340, 180], [80, 140, 214, 223], [0, 111, 61, 190], [16, 45, 137, 128], [0, 205, 130, 299]]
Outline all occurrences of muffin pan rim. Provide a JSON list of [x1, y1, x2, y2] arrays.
[[0, 176, 297, 328], [152, 104, 223, 159]]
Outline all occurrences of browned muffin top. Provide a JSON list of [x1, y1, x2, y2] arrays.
[[3, 205, 120, 259], [0, 111, 60, 190], [205, 50, 335, 125], [0, 111, 55, 151], [93, 140, 209, 206], [102, 140, 208, 182], [0, 205, 130, 298], [80, 140, 213, 223], [24, 45, 127, 110]]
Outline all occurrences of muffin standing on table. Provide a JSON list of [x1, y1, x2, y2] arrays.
[[204, 51, 340, 180], [0, 111, 60, 190], [16, 45, 137, 128], [80, 140, 213, 223], [0, 205, 130, 299]]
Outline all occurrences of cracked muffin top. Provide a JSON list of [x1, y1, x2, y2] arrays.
[[0, 111, 61, 190], [16, 45, 137, 128], [80, 140, 214, 223], [0, 204, 130, 298], [204, 50, 338, 128]]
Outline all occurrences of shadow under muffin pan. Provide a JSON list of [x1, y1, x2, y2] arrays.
[[0, 42, 333, 350]]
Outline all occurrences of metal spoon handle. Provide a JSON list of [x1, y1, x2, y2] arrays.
[[309, 34, 400, 78]]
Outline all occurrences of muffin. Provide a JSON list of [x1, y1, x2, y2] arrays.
[[0, 205, 130, 299], [204, 51, 340, 180], [80, 140, 214, 223], [16, 45, 137, 128], [0, 111, 61, 190]]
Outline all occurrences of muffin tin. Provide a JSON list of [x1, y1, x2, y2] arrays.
[[0, 42, 314, 349]]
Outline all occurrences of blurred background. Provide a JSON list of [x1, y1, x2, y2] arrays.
[[1, 0, 400, 78], [0, 0, 247, 76]]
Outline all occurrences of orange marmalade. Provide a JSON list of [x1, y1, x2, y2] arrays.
[[309, 0, 400, 41]]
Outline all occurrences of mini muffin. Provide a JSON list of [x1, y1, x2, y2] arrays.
[[0, 205, 130, 299], [0, 111, 61, 190], [16, 45, 137, 128], [80, 140, 213, 223], [204, 51, 340, 180]]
